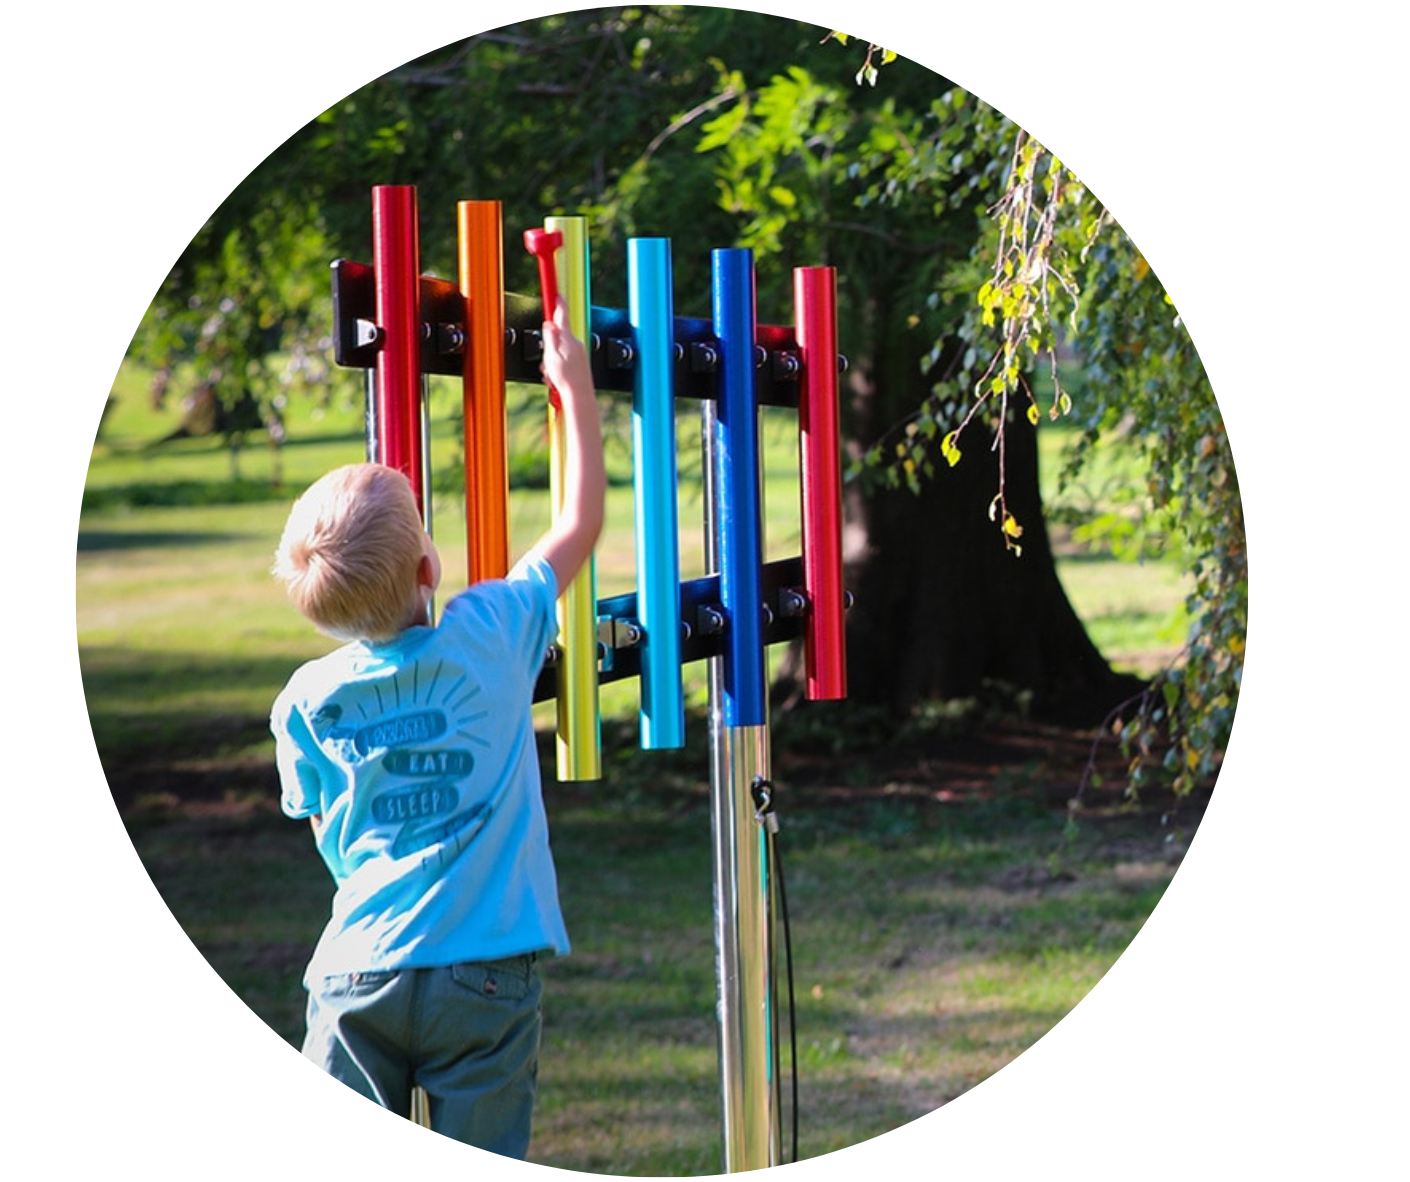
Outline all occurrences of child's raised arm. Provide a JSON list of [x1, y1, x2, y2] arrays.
[[535, 298, 605, 594]]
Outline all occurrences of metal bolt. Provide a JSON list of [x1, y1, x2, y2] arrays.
[[778, 588, 808, 618]]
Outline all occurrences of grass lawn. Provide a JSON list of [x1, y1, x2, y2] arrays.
[[78, 358, 1205, 1175]]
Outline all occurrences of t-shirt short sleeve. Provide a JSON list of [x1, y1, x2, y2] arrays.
[[506, 549, 559, 666], [269, 681, 325, 820], [441, 549, 558, 677]]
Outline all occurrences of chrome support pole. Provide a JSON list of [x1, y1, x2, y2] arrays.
[[703, 397, 780, 1172]]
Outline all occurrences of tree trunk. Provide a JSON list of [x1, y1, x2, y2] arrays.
[[810, 302, 1144, 728]]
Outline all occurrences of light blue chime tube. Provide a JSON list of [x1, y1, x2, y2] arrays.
[[628, 238, 685, 750]]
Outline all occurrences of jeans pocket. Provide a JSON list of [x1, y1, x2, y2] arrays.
[[450, 957, 533, 1002]]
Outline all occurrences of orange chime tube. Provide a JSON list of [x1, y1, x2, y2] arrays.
[[458, 200, 510, 582]]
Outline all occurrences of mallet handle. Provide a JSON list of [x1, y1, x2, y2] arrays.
[[523, 227, 565, 410]]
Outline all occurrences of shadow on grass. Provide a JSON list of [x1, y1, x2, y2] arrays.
[[77, 528, 254, 552], [80, 478, 294, 514], [79, 645, 313, 808], [80, 645, 305, 706]]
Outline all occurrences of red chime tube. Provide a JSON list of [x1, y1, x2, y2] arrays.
[[794, 266, 847, 700], [371, 185, 425, 515]]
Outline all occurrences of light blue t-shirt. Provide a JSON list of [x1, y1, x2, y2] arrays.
[[271, 552, 568, 983]]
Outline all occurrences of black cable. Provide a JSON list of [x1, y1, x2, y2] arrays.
[[754, 777, 800, 1164], [775, 824, 799, 1165]]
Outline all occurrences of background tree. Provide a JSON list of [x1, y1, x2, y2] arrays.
[[821, 38, 1244, 792], [676, 45, 1149, 726]]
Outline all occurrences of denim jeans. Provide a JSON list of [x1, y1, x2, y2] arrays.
[[302, 955, 543, 1158]]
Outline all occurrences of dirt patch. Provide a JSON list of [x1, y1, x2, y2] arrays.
[[772, 714, 1210, 822]]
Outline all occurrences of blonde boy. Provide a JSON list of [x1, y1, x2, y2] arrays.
[[269, 302, 603, 1157]]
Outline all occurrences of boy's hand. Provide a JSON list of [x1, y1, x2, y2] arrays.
[[534, 296, 605, 593], [541, 298, 594, 403]]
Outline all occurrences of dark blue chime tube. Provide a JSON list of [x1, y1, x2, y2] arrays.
[[711, 249, 767, 728]]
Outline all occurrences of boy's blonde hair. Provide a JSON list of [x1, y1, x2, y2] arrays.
[[273, 463, 427, 642]]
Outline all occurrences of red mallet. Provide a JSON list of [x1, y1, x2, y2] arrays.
[[524, 227, 565, 410]]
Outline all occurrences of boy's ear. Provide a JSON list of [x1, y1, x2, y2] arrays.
[[417, 553, 437, 589]]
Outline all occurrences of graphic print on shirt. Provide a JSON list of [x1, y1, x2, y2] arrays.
[[314, 656, 494, 870]]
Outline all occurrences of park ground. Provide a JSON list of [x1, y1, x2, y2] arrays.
[[80, 364, 1210, 1175], [110, 702, 1207, 1174]]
